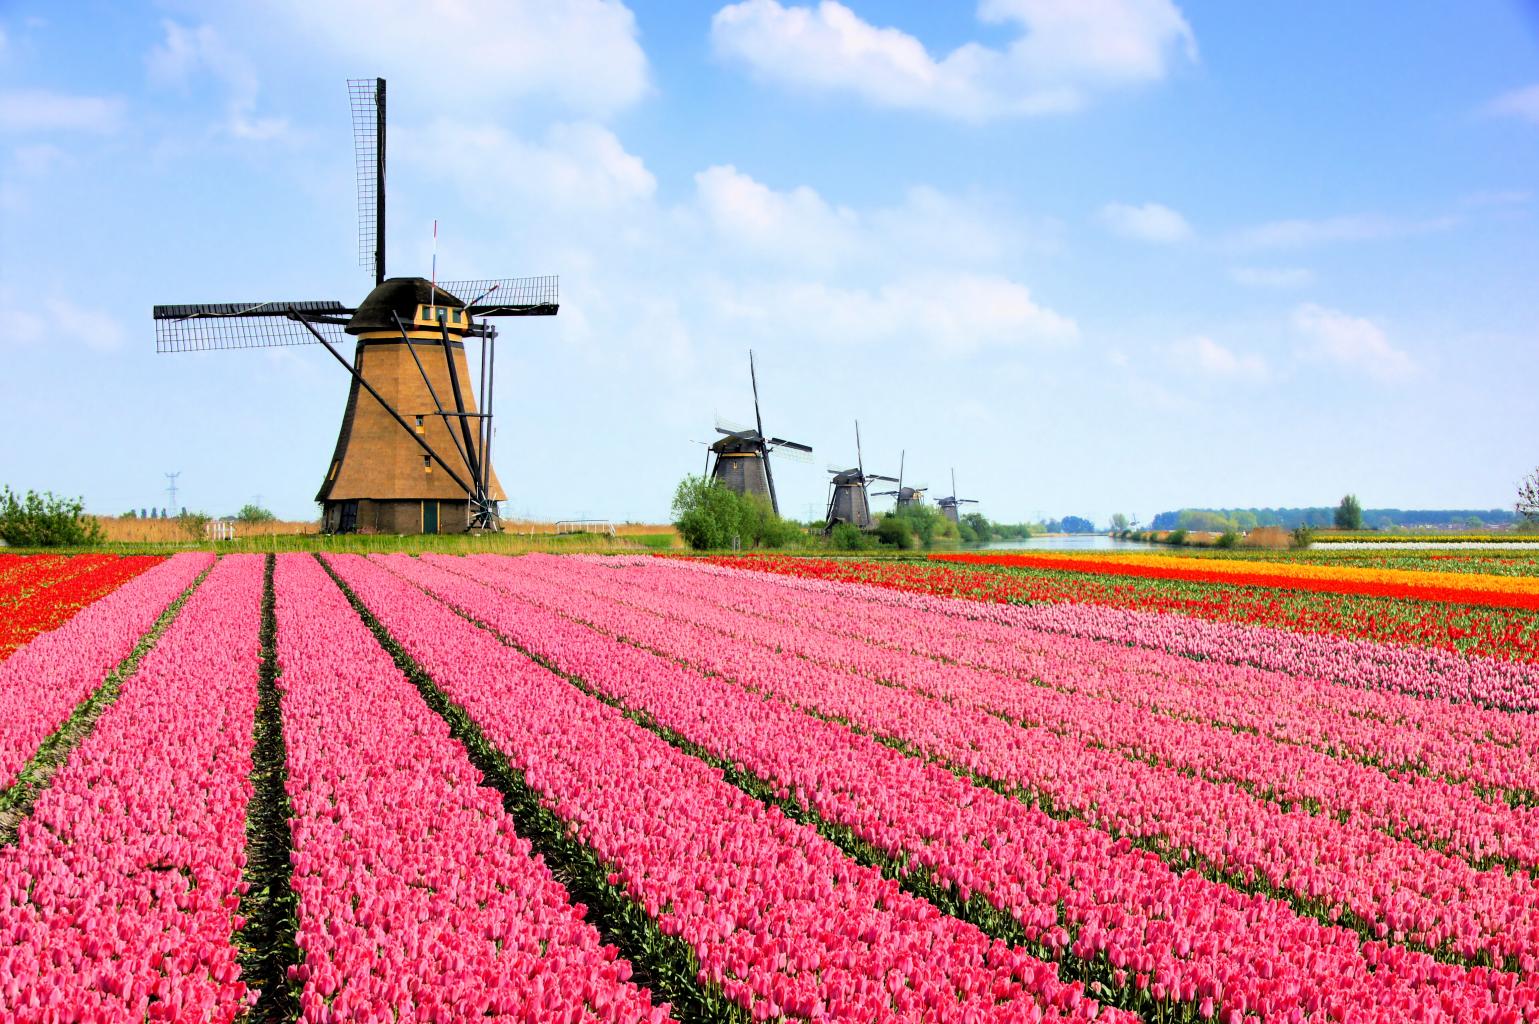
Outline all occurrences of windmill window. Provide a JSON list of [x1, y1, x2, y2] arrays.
[[414, 415, 424, 433], [423, 456, 432, 471]]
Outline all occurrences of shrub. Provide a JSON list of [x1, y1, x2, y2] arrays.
[[875, 515, 914, 550], [830, 522, 871, 550], [672, 476, 745, 550], [1166, 528, 1188, 546], [177, 511, 212, 541], [0, 486, 103, 547], [1291, 524, 1315, 549], [671, 475, 803, 551], [1215, 529, 1239, 549]]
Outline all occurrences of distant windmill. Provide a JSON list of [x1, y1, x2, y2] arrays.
[[151, 78, 558, 535], [825, 421, 897, 532], [936, 468, 980, 525], [704, 351, 813, 518], [872, 450, 926, 511]]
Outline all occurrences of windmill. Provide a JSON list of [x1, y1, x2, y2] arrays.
[[151, 78, 558, 535], [872, 450, 926, 511], [936, 468, 980, 525], [704, 351, 813, 518], [824, 421, 897, 532]]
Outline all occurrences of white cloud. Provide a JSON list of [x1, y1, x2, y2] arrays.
[[1292, 303, 1414, 382], [693, 167, 1041, 272], [412, 120, 656, 210], [695, 164, 860, 263], [1228, 266, 1313, 288], [147, 21, 288, 140], [1482, 84, 1539, 125], [1233, 212, 1457, 249], [718, 273, 1078, 354], [0, 294, 125, 352], [0, 90, 124, 134], [266, 0, 649, 118], [1097, 200, 1191, 242], [1170, 335, 1266, 380], [710, 0, 1196, 121]]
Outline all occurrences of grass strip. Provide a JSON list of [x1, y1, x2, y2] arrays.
[[318, 554, 751, 1024], [236, 554, 301, 1022], [0, 564, 211, 845]]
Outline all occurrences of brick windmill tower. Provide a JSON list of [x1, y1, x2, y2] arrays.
[[152, 79, 557, 534]]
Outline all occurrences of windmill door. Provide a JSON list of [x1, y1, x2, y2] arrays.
[[422, 500, 439, 534]]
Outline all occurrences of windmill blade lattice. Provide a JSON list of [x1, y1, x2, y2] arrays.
[[152, 302, 349, 353], [433, 277, 560, 317], [348, 78, 383, 283]]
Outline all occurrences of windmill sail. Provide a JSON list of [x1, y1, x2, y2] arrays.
[[349, 78, 385, 284], [152, 302, 349, 353]]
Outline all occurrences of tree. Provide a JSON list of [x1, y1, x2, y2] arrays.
[[875, 514, 914, 549], [671, 475, 802, 550], [1519, 468, 1539, 521], [1334, 494, 1363, 530], [0, 486, 103, 547], [895, 502, 942, 546], [671, 475, 745, 550], [1061, 515, 1095, 534], [961, 512, 992, 541], [1109, 513, 1130, 533], [237, 503, 276, 524]]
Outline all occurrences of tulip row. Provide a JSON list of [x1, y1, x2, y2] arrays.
[[325, 553, 1128, 1024], [623, 556, 1539, 786], [562, 555, 1539, 862], [702, 554, 1539, 710], [0, 555, 262, 1021], [272, 554, 669, 1024], [384, 551, 1539, 1023], [0, 554, 164, 661], [0, 552, 213, 794], [933, 552, 1539, 611], [446, 554, 1539, 974]]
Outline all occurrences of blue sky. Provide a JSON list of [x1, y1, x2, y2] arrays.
[[1, 0, 1536, 525]]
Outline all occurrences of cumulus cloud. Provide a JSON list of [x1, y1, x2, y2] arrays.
[[148, 21, 287, 140], [1292, 303, 1414, 382], [412, 120, 657, 210], [1169, 335, 1266, 379], [1228, 266, 1313, 288], [710, 0, 1196, 121], [695, 164, 860, 264], [719, 273, 1078, 354], [1233, 212, 1457, 249], [693, 166, 1044, 273], [266, 0, 649, 118], [1097, 201, 1191, 242], [0, 90, 124, 134], [1482, 83, 1539, 125]]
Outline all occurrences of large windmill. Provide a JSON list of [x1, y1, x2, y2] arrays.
[[704, 352, 813, 518], [936, 468, 980, 525], [872, 450, 926, 511], [151, 78, 558, 535], [824, 421, 897, 532]]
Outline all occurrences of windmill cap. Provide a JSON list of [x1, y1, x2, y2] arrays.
[[347, 276, 467, 335]]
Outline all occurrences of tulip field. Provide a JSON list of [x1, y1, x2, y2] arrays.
[[3, 551, 1539, 1021]]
